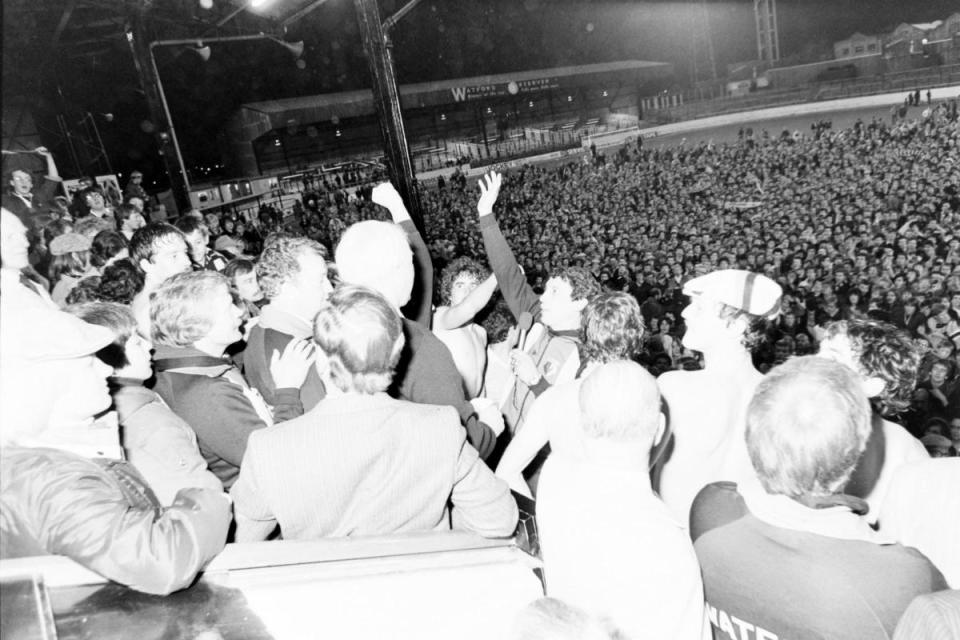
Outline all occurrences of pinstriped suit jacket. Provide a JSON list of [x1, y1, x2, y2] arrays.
[[231, 392, 517, 542]]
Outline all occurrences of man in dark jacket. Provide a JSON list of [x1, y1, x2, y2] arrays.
[[243, 235, 331, 412], [151, 271, 312, 489]]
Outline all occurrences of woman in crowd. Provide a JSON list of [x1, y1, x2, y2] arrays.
[[68, 301, 223, 505]]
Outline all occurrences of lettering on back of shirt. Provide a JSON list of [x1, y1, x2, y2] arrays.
[[707, 604, 779, 640]]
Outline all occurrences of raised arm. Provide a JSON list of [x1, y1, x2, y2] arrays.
[[372, 182, 433, 327], [36, 146, 60, 180], [434, 273, 498, 330], [477, 172, 540, 321]]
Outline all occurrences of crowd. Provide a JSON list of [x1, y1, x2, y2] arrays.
[[1, 97, 959, 638]]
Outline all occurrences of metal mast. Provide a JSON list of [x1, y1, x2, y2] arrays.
[[692, 0, 718, 83], [755, 0, 780, 64]]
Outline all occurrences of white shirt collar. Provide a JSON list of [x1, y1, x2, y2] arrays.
[[740, 484, 894, 545]]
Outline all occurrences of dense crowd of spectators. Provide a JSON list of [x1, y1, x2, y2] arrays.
[[2, 97, 958, 637], [281, 99, 960, 444]]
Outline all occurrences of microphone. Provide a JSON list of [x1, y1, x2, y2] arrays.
[[517, 311, 533, 352]]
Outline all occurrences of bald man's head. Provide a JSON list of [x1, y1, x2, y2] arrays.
[[579, 360, 661, 443], [335, 221, 414, 309]]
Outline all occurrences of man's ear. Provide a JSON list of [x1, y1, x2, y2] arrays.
[[138, 258, 152, 275], [861, 375, 885, 399], [653, 412, 667, 447]]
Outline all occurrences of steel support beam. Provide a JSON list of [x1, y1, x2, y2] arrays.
[[126, 18, 191, 214], [353, 0, 423, 232]]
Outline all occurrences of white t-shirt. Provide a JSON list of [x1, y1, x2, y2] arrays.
[[879, 458, 960, 588], [537, 456, 710, 640], [862, 419, 928, 524]]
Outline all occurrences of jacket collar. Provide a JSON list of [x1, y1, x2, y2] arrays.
[[308, 391, 394, 415], [152, 344, 232, 374], [740, 484, 894, 545], [259, 303, 313, 339], [109, 379, 157, 420]]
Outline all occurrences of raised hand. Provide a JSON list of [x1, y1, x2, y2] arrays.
[[476, 171, 503, 217], [371, 182, 410, 223]]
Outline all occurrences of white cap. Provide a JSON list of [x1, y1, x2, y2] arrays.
[[683, 269, 782, 318]]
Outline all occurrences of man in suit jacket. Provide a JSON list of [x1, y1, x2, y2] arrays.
[[231, 285, 518, 542]]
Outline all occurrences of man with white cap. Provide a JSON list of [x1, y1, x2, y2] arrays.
[[657, 268, 782, 526]]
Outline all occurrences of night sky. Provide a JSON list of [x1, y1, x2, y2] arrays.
[[4, 0, 957, 183]]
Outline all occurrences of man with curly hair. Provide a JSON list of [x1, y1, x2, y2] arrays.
[[657, 269, 782, 526], [433, 256, 497, 398], [817, 319, 928, 523], [496, 291, 645, 498], [475, 171, 601, 433], [243, 234, 332, 412]]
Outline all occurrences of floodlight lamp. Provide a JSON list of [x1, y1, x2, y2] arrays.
[[195, 44, 212, 61], [283, 40, 305, 59]]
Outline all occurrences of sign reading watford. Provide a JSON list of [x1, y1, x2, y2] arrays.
[[450, 77, 561, 102]]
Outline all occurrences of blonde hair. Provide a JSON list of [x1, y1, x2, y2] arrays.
[[313, 285, 404, 393], [150, 270, 230, 346]]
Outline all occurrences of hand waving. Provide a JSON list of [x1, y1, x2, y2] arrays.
[[371, 182, 411, 223], [476, 171, 503, 217]]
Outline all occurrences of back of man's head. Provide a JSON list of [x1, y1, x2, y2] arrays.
[[580, 292, 645, 364], [579, 360, 660, 444], [746, 355, 871, 500], [313, 285, 405, 394], [821, 318, 919, 416], [335, 221, 413, 308]]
